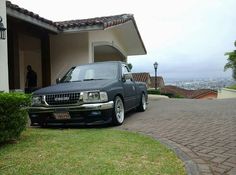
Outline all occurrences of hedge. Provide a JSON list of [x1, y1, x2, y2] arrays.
[[0, 92, 31, 143], [147, 89, 161, 95]]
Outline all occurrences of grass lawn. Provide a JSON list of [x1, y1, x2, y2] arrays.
[[0, 128, 186, 175], [227, 84, 236, 90]]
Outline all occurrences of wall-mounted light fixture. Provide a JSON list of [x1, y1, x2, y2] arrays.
[[0, 16, 6, 40]]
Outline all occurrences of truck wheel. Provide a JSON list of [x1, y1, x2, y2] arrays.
[[112, 96, 125, 125], [40, 122, 46, 128], [137, 93, 147, 112]]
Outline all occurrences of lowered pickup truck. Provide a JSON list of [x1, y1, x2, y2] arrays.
[[29, 61, 148, 126]]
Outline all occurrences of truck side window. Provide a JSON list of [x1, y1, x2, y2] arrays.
[[122, 65, 130, 73], [122, 65, 132, 81]]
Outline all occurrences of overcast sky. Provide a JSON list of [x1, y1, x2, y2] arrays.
[[10, 0, 236, 80]]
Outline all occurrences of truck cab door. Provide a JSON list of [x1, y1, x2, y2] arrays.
[[121, 65, 136, 110]]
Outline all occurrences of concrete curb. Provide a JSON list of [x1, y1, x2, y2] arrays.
[[154, 137, 214, 175], [154, 137, 200, 175], [142, 133, 203, 175], [148, 94, 169, 100]]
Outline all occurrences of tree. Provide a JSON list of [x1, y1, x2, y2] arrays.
[[127, 63, 133, 70], [224, 41, 236, 80]]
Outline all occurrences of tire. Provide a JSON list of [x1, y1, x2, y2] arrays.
[[137, 93, 147, 112], [40, 122, 46, 128], [112, 96, 125, 126]]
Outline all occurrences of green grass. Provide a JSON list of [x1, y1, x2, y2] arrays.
[[0, 128, 186, 175], [227, 84, 236, 90]]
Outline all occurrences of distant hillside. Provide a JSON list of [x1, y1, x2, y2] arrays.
[[161, 85, 217, 99]]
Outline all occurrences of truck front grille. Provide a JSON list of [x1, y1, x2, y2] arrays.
[[45, 93, 80, 105]]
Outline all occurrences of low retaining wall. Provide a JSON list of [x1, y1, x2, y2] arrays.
[[217, 88, 236, 99]]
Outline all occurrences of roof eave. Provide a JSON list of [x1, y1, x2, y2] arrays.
[[130, 19, 147, 55], [61, 24, 104, 33], [103, 20, 146, 56], [6, 8, 59, 33]]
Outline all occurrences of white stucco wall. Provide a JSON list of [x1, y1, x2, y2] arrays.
[[50, 32, 89, 84], [0, 0, 9, 92], [88, 28, 127, 62], [50, 28, 128, 84]]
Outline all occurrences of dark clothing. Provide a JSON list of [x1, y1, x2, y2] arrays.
[[27, 70, 37, 88]]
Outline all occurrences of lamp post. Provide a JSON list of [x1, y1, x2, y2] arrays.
[[153, 62, 158, 90], [0, 16, 6, 40]]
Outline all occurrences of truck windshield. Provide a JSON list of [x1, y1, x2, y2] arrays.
[[60, 62, 118, 83]]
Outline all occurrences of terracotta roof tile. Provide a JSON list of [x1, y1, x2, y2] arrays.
[[6, 1, 55, 26], [132, 73, 150, 83], [6, 1, 135, 32], [55, 14, 134, 30]]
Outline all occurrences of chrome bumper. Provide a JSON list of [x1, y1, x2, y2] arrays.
[[29, 101, 114, 113]]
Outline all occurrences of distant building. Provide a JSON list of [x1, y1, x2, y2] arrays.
[[132, 73, 151, 88], [150, 76, 165, 89], [161, 85, 217, 99]]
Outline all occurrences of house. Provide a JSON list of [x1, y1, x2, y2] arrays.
[[150, 76, 165, 89], [0, 0, 146, 92], [132, 72, 151, 88], [161, 85, 217, 99]]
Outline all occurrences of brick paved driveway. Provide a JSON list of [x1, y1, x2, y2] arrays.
[[118, 98, 236, 175]]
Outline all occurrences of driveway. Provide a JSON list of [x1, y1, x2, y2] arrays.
[[118, 98, 236, 175]]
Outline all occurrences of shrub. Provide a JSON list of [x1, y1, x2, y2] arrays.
[[0, 92, 31, 143], [172, 94, 184, 98], [147, 89, 161, 95]]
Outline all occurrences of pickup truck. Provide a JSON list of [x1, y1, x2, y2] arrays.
[[29, 61, 148, 126]]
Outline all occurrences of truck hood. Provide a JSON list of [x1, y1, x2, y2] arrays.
[[34, 79, 117, 95]]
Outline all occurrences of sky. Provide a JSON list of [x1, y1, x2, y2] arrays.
[[10, 0, 236, 80]]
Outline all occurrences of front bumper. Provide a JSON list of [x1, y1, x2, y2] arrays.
[[28, 101, 114, 126], [29, 101, 114, 113]]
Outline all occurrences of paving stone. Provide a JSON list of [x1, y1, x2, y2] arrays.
[[201, 173, 213, 175], [227, 167, 236, 175], [203, 142, 218, 147], [192, 158, 207, 164], [212, 148, 229, 154], [211, 166, 228, 174], [227, 157, 236, 164], [211, 156, 229, 164], [118, 98, 236, 175], [198, 163, 211, 172], [198, 148, 215, 154], [223, 161, 236, 168]]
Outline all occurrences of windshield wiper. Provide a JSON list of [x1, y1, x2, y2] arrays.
[[83, 78, 105, 81], [71, 80, 82, 82]]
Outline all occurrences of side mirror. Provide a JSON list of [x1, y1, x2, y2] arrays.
[[56, 78, 61, 84], [122, 73, 133, 81]]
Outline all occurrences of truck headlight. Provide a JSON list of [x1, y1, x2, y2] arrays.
[[82, 91, 108, 103], [100, 92, 108, 101], [32, 96, 42, 106], [88, 91, 100, 101]]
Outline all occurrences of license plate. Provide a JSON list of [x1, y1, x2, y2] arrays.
[[53, 112, 71, 120]]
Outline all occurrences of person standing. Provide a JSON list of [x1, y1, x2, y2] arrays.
[[25, 65, 37, 92]]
